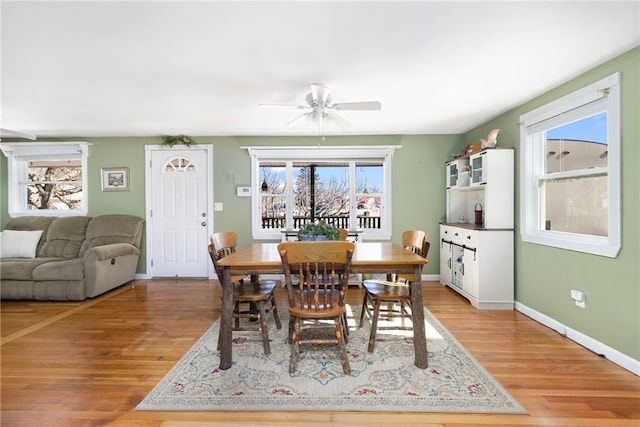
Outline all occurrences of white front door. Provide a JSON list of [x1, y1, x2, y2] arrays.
[[146, 146, 213, 278]]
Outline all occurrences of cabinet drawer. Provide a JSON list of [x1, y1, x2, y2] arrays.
[[458, 229, 478, 247], [440, 225, 461, 244], [441, 225, 477, 247]]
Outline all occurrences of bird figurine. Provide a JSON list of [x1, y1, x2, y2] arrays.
[[481, 128, 500, 149]]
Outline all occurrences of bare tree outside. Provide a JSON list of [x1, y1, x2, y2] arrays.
[[260, 166, 286, 221], [27, 161, 83, 210], [312, 166, 349, 217]]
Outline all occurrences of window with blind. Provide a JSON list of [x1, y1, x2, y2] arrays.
[[1, 142, 89, 216], [519, 73, 621, 257]]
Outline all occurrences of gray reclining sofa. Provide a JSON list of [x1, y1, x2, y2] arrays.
[[1, 214, 144, 301]]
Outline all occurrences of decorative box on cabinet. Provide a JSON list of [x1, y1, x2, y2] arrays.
[[441, 148, 514, 310]]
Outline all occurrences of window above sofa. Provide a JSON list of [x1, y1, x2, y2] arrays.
[[0, 142, 90, 217]]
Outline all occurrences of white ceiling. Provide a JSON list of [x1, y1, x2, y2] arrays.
[[1, 1, 639, 139]]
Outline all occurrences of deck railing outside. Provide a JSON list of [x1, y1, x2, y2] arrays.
[[261, 215, 380, 230]]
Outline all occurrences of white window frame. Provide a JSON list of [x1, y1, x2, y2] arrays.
[[520, 73, 621, 257], [0, 142, 90, 217], [245, 145, 399, 240]]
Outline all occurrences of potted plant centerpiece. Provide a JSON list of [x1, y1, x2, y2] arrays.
[[297, 220, 341, 241]]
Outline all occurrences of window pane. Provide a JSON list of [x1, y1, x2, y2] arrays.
[[356, 164, 383, 230], [27, 183, 83, 210], [291, 164, 351, 229], [260, 164, 286, 229], [545, 112, 608, 173], [27, 160, 82, 210], [356, 164, 383, 193], [543, 174, 608, 237], [314, 165, 349, 227], [292, 164, 311, 228], [29, 160, 82, 181]]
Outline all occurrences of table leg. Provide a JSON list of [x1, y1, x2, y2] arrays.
[[410, 264, 428, 368], [219, 266, 234, 369]]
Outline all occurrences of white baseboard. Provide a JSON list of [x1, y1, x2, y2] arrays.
[[515, 301, 640, 376]]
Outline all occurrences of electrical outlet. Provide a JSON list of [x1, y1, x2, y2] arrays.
[[571, 289, 586, 308], [570, 289, 584, 301]]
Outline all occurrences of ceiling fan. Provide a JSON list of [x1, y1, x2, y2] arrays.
[[260, 84, 381, 131]]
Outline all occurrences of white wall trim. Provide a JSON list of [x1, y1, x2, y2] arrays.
[[515, 301, 640, 376]]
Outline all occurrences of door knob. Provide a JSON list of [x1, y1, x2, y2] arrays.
[[201, 222, 207, 227]]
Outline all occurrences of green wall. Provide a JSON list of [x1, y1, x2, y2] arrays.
[[464, 47, 640, 361], [1, 134, 463, 276]]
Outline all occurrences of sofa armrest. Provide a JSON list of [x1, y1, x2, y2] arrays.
[[83, 243, 141, 298], [84, 243, 140, 261]]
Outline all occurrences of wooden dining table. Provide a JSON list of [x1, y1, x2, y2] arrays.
[[216, 242, 428, 370]]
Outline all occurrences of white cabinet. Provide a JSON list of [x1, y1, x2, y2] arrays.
[[445, 148, 514, 229], [440, 148, 514, 310], [440, 225, 513, 309]]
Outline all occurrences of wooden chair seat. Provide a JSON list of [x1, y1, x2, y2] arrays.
[[233, 280, 278, 300], [363, 280, 411, 300], [210, 232, 282, 355]]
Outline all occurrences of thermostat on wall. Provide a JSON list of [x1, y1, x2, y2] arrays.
[[236, 186, 251, 197]]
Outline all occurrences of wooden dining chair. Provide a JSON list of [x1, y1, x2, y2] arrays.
[[209, 231, 281, 355], [338, 228, 348, 241], [358, 230, 429, 353], [278, 241, 355, 374]]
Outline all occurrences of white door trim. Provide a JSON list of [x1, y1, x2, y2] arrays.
[[144, 144, 215, 279]]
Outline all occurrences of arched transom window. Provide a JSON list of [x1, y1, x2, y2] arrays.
[[163, 157, 196, 173]]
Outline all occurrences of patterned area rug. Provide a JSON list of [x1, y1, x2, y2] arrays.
[[137, 305, 526, 413]]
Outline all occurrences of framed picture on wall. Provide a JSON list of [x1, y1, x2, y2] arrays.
[[101, 167, 130, 191]]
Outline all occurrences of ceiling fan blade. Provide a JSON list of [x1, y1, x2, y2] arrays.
[[285, 112, 312, 128], [258, 103, 308, 109], [310, 84, 330, 104], [332, 101, 381, 111]]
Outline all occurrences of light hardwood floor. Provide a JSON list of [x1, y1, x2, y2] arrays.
[[1, 279, 638, 427]]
